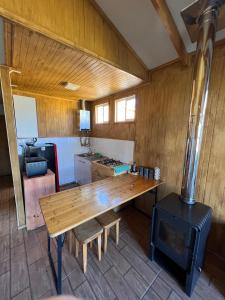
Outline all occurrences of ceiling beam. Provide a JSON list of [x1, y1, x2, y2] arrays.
[[151, 0, 188, 65]]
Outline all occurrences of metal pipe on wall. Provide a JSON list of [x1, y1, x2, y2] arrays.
[[181, 3, 220, 205]]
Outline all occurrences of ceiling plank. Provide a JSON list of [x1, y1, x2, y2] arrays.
[[0, 0, 148, 80], [8, 23, 142, 101], [151, 0, 188, 66]]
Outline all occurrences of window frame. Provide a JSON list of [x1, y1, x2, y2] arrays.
[[95, 102, 109, 124], [114, 95, 136, 123]]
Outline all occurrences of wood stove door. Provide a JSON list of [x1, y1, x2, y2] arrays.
[[154, 209, 194, 270]]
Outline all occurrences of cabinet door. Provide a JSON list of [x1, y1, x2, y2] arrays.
[[74, 156, 92, 185], [13, 95, 38, 138]]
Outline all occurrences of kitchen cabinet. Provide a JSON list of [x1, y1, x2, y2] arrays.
[[91, 161, 112, 182], [74, 155, 92, 185], [13, 95, 38, 138], [23, 169, 55, 230]]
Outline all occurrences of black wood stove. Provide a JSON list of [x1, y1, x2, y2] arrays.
[[150, 0, 225, 297], [150, 193, 212, 296]]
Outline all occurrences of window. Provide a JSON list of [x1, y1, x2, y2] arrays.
[[95, 103, 109, 124], [115, 95, 136, 122]]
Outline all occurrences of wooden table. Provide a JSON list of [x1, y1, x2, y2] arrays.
[[40, 173, 163, 294]]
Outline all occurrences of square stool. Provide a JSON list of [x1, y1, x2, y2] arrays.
[[72, 219, 103, 273], [96, 210, 121, 253]]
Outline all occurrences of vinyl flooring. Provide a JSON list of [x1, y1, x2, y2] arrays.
[[0, 176, 225, 300]]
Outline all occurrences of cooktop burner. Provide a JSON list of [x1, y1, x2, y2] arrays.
[[97, 159, 123, 167]]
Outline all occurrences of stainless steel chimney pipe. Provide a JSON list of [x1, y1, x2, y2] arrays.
[[181, 4, 219, 205]]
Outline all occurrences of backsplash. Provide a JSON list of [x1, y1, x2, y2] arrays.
[[90, 138, 134, 163]]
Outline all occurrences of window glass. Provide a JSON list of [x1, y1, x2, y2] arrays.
[[126, 98, 135, 120], [116, 99, 126, 122], [115, 96, 136, 122], [95, 103, 109, 124]]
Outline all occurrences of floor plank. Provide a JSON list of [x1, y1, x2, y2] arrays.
[[142, 288, 162, 300], [105, 267, 138, 300], [28, 256, 53, 299], [85, 259, 116, 300], [0, 214, 10, 237], [159, 270, 202, 300], [121, 245, 157, 284], [151, 276, 172, 299], [67, 266, 86, 291], [88, 246, 113, 274], [74, 280, 97, 300], [121, 231, 149, 261], [0, 259, 10, 276], [124, 267, 149, 298], [12, 288, 32, 300], [0, 271, 10, 300], [11, 244, 29, 297], [105, 242, 131, 275], [168, 291, 183, 300], [0, 234, 10, 263]]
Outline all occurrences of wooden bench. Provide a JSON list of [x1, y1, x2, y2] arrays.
[[72, 219, 103, 273], [96, 210, 121, 253]]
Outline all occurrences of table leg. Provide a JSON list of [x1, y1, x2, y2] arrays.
[[48, 233, 65, 295], [155, 187, 158, 204]]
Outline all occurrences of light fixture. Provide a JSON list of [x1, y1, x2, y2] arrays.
[[62, 82, 80, 91]]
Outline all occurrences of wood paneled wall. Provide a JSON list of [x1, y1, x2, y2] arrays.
[[14, 92, 78, 137], [0, 0, 148, 80], [91, 90, 137, 141], [36, 96, 78, 137], [91, 44, 225, 258]]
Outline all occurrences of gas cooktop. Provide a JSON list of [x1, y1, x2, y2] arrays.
[[96, 159, 123, 167]]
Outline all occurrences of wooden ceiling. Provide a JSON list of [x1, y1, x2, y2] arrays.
[[5, 22, 143, 101]]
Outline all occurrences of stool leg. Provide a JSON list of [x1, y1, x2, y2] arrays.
[[75, 238, 79, 258], [116, 222, 119, 246], [97, 235, 101, 261], [104, 229, 108, 253], [83, 243, 87, 273]]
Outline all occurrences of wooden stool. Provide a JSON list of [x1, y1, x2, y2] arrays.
[[96, 210, 121, 253], [72, 219, 103, 273]]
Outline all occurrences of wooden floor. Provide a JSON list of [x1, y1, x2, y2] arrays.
[[0, 176, 225, 300]]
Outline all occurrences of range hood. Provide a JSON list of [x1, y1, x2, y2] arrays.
[[78, 99, 91, 131]]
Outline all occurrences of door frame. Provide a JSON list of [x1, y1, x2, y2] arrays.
[[0, 65, 25, 228]]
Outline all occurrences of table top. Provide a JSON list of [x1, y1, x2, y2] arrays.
[[40, 173, 163, 238]]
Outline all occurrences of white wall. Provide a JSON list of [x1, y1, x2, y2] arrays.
[[91, 137, 134, 163], [17, 137, 135, 185], [17, 137, 88, 185]]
